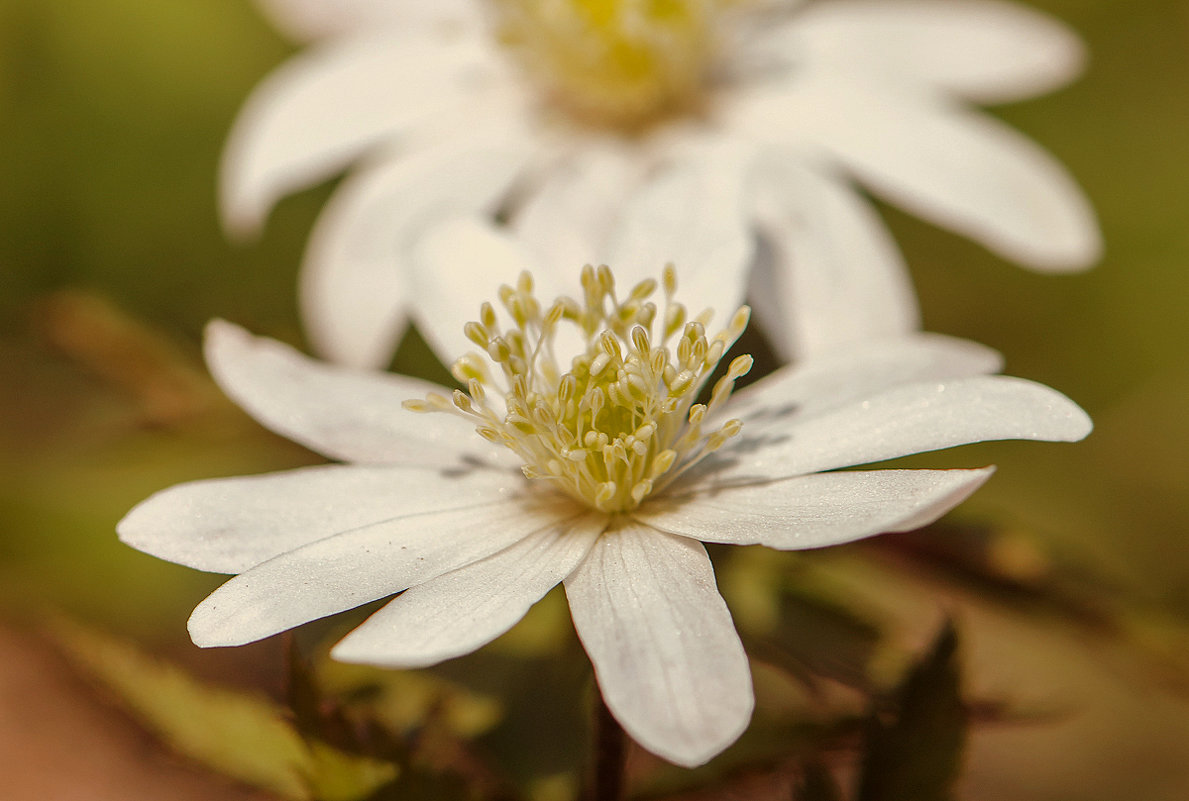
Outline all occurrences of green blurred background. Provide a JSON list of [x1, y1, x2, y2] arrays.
[[1, 0, 1187, 799]]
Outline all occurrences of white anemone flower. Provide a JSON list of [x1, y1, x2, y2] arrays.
[[119, 264, 1091, 767], [223, 0, 1100, 369]]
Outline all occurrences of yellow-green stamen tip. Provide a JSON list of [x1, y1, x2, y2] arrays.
[[412, 264, 752, 513]]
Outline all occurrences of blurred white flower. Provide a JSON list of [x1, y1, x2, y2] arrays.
[[224, 0, 1100, 369], [119, 264, 1091, 767]]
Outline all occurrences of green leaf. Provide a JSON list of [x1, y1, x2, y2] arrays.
[[317, 658, 504, 740], [856, 620, 966, 801], [51, 619, 397, 801]]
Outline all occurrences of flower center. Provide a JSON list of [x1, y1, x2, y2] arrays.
[[407, 265, 752, 513], [490, 0, 730, 131]]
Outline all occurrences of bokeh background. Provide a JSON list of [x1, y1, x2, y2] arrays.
[[1, 1, 1188, 799]]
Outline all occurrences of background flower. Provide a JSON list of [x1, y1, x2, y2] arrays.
[[222, 0, 1100, 367]]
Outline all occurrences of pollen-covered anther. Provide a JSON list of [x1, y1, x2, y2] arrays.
[[414, 265, 752, 513]]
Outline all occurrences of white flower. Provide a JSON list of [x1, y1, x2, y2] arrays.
[[223, 0, 1100, 369], [118, 265, 1091, 767]]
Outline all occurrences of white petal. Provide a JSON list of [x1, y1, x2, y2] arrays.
[[407, 217, 548, 368], [641, 468, 993, 549], [724, 333, 1002, 424], [189, 495, 575, 647], [564, 525, 753, 767], [204, 320, 496, 465], [603, 144, 755, 318], [220, 32, 495, 234], [254, 0, 474, 41], [117, 464, 521, 575], [795, 76, 1100, 271], [332, 514, 605, 667], [781, 0, 1085, 103], [750, 157, 918, 360], [512, 143, 648, 271], [711, 375, 1091, 482], [300, 135, 531, 368]]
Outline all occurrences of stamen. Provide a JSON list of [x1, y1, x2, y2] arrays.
[[492, 0, 731, 130], [411, 265, 751, 512]]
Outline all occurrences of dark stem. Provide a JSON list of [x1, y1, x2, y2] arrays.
[[586, 692, 628, 801]]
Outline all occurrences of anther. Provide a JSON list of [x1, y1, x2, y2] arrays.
[[630, 325, 650, 356], [705, 419, 743, 453], [451, 354, 484, 384], [558, 374, 577, 403], [558, 296, 582, 319], [544, 301, 564, 328], [728, 354, 753, 378], [662, 264, 677, 296], [669, 369, 695, 395], [638, 302, 657, 329], [599, 331, 621, 358], [677, 337, 691, 364], [628, 278, 657, 302], [649, 449, 677, 478], [453, 389, 475, 413], [650, 348, 668, 376], [625, 372, 651, 399], [704, 340, 724, 367], [664, 303, 686, 340], [728, 306, 751, 338], [426, 393, 453, 410], [464, 321, 489, 348], [596, 264, 615, 294], [488, 337, 512, 363], [480, 302, 498, 330], [720, 418, 743, 438], [588, 387, 605, 418], [580, 264, 599, 296]]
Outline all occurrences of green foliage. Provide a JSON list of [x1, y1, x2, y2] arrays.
[[52, 619, 398, 801], [856, 621, 966, 801], [315, 654, 504, 740]]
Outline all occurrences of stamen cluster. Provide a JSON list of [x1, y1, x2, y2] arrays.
[[491, 0, 727, 130], [406, 265, 752, 513]]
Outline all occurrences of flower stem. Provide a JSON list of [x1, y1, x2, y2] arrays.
[[586, 692, 628, 801]]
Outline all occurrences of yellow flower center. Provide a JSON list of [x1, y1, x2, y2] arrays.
[[406, 265, 752, 513], [490, 0, 731, 131]]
